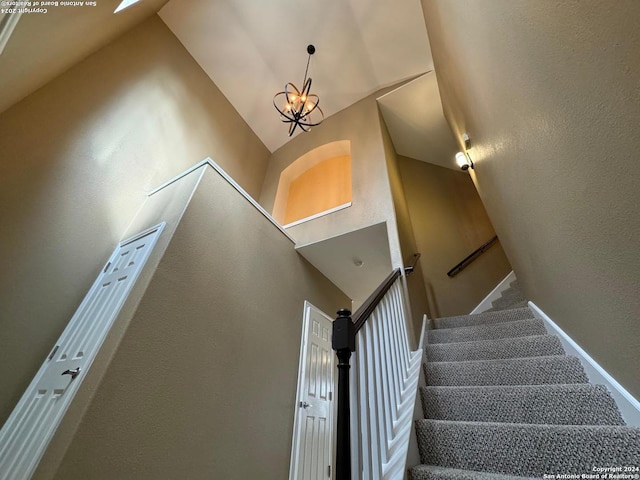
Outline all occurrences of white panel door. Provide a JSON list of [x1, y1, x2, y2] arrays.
[[0, 223, 165, 480], [290, 303, 334, 480]]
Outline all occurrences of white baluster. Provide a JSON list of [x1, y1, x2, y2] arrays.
[[349, 277, 424, 480], [364, 321, 382, 480]]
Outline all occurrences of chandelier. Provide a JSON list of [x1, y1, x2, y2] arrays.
[[273, 45, 324, 136]]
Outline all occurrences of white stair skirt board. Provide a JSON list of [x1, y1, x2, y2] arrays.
[[529, 301, 640, 427], [403, 315, 429, 480], [470, 271, 517, 314], [0, 223, 165, 480]]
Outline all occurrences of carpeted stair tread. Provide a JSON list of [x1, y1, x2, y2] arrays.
[[492, 293, 527, 310], [415, 419, 640, 477], [490, 301, 528, 312], [410, 464, 539, 480], [420, 384, 625, 425], [428, 318, 546, 344], [424, 355, 589, 386], [426, 334, 564, 362], [493, 287, 524, 302], [415, 305, 635, 477], [487, 300, 529, 312], [434, 307, 533, 329], [502, 286, 522, 296]]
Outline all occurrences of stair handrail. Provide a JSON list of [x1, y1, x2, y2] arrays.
[[331, 270, 402, 480], [447, 235, 498, 278], [332, 262, 423, 480], [352, 268, 402, 332], [403, 253, 421, 275]]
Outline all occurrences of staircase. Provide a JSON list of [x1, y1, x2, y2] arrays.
[[410, 281, 640, 479], [485, 281, 528, 312]]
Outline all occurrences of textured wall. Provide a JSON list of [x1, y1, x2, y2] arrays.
[[422, 0, 640, 396], [34, 166, 207, 479], [380, 116, 430, 343], [398, 156, 511, 318], [259, 91, 402, 265], [0, 16, 270, 427], [45, 167, 348, 480]]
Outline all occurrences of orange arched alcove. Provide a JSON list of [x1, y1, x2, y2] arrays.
[[273, 140, 352, 227]]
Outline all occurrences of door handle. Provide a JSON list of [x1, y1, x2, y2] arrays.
[[61, 368, 81, 380], [299, 401, 312, 409]]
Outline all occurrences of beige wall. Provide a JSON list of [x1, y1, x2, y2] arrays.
[[398, 156, 512, 318], [380, 115, 430, 342], [34, 165, 207, 479], [0, 16, 270, 426], [260, 91, 402, 266], [41, 166, 348, 480], [422, 0, 640, 396]]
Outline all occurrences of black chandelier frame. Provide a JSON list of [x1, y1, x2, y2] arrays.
[[273, 45, 325, 136]]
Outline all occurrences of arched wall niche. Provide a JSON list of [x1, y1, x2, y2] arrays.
[[273, 140, 352, 227]]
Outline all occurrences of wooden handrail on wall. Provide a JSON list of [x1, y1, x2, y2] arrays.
[[447, 236, 498, 278], [404, 253, 421, 275]]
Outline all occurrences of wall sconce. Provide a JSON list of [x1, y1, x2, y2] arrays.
[[455, 133, 474, 171], [455, 152, 474, 171]]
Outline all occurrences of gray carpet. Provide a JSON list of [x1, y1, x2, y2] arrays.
[[428, 318, 547, 344], [425, 334, 565, 362], [411, 291, 639, 479], [424, 355, 589, 386], [421, 384, 625, 425], [415, 420, 640, 477], [411, 465, 538, 480], [433, 306, 533, 329], [486, 299, 529, 312], [486, 283, 530, 312]]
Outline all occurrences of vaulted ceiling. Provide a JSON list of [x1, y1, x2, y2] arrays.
[[0, 0, 460, 168], [158, 0, 433, 153]]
